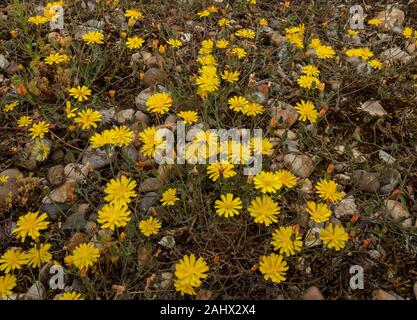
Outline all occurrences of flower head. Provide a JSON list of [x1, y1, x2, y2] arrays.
[[69, 85, 91, 102], [275, 170, 297, 188], [26, 243, 52, 268], [295, 100, 318, 124], [104, 176, 137, 206], [221, 70, 240, 83], [4, 101, 19, 112], [125, 9, 144, 20], [218, 18, 231, 27], [82, 31, 104, 45], [214, 193, 242, 218], [368, 18, 382, 26], [98, 201, 132, 231], [71, 243, 100, 270], [315, 45, 336, 59], [306, 201, 332, 223], [90, 130, 115, 149], [139, 217, 161, 237], [235, 29, 256, 39], [74, 108, 102, 130], [65, 101, 77, 118], [161, 188, 179, 206], [301, 65, 320, 77], [0, 274, 17, 299], [242, 102, 264, 117], [110, 126, 134, 147], [248, 196, 280, 226], [139, 126, 166, 158], [228, 96, 249, 112], [297, 75, 320, 90], [315, 179, 345, 203], [13, 211, 49, 242], [320, 223, 349, 251], [17, 116, 32, 127], [29, 121, 49, 139], [174, 254, 208, 295], [231, 47, 247, 59], [216, 39, 229, 49], [126, 36, 145, 49], [259, 253, 288, 283], [254, 171, 282, 194], [167, 39, 183, 48], [207, 162, 236, 182], [57, 292, 84, 300], [0, 249, 27, 273], [28, 16, 49, 25], [272, 226, 302, 256], [146, 92, 173, 115], [178, 111, 198, 124]]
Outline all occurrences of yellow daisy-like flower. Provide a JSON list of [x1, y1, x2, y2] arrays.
[[110, 126, 134, 147], [146, 92, 173, 115], [196, 65, 220, 97], [26, 243, 52, 268], [346, 47, 373, 61], [367, 18, 382, 26], [301, 65, 320, 77], [275, 170, 297, 189], [97, 201, 131, 231], [0, 249, 27, 273], [218, 18, 231, 27], [214, 193, 242, 218], [82, 31, 104, 45], [259, 253, 288, 284], [178, 111, 198, 124], [139, 217, 161, 237], [126, 36, 145, 49], [403, 27, 414, 39], [271, 226, 302, 256], [90, 129, 115, 149], [347, 29, 359, 36], [44, 53, 68, 65], [197, 54, 217, 66], [228, 96, 249, 112], [221, 70, 240, 83], [29, 121, 49, 139], [242, 102, 264, 117], [69, 85, 91, 102], [315, 45, 336, 59], [231, 47, 247, 59], [368, 59, 383, 70], [306, 201, 332, 223], [220, 140, 251, 164], [295, 100, 318, 124], [74, 108, 102, 130], [320, 223, 349, 251], [254, 171, 282, 194], [251, 137, 273, 156], [161, 188, 179, 206], [65, 101, 77, 118], [174, 254, 208, 295], [197, 9, 211, 18], [139, 126, 167, 158], [4, 101, 19, 112], [199, 39, 214, 55], [308, 38, 322, 49], [297, 75, 320, 90], [27, 15, 49, 25], [0, 274, 17, 299], [259, 18, 268, 26], [0, 176, 9, 184], [207, 6, 217, 13], [57, 292, 84, 300], [17, 116, 32, 127], [248, 196, 280, 226], [315, 179, 345, 203], [207, 162, 236, 182], [216, 39, 229, 49], [13, 211, 49, 242], [125, 9, 144, 20], [167, 38, 183, 48], [71, 243, 100, 271], [235, 29, 256, 39], [104, 176, 137, 206]]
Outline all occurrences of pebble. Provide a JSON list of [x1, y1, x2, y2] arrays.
[[302, 286, 324, 300], [0, 54, 9, 70], [334, 196, 359, 218], [143, 68, 168, 87], [378, 168, 401, 194], [384, 200, 412, 228], [44, 179, 76, 204], [413, 282, 417, 300], [61, 212, 88, 231], [275, 129, 297, 140], [64, 163, 91, 184], [139, 192, 160, 213], [359, 100, 387, 117], [271, 101, 298, 128], [158, 235, 175, 249], [283, 154, 315, 178], [353, 170, 380, 193], [378, 150, 396, 164], [373, 289, 403, 300], [82, 146, 115, 169], [139, 177, 164, 193], [115, 109, 135, 124], [375, 6, 405, 31], [380, 47, 412, 65], [0, 169, 22, 209], [47, 165, 65, 187], [40, 203, 71, 221], [25, 282, 46, 300]]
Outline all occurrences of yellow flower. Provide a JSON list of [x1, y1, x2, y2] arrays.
[[248, 196, 280, 226], [207, 5, 217, 13], [57, 292, 84, 300], [403, 27, 414, 39], [197, 54, 217, 66], [216, 39, 229, 49], [219, 140, 251, 164], [97, 201, 131, 230], [275, 170, 297, 188], [231, 47, 247, 59], [221, 70, 240, 83], [235, 29, 256, 39], [139, 217, 161, 237], [315, 45, 336, 59], [0, 248, 27, 273], [247, 0, 257, 4], [207, 162, 236, 182], [0, 176, 9, 184], [297, 75, 320, 89], [347, 29, 359, 36], [82, 31, 104, 45], [259, 18, 268, 26], [44, 53, 68, 65], [13, 211, 49, 242], [26, 243, 52, 268], [367, 18, 382, 26], [110, 126, 134, 147], [71, 243, 100, 270], [301, 65, 320, 77], [199, 39, 214, 55], [167, 38, 183, 48], [259, 253, 288, 283], [126, 36, 145, 49], [139, 126, 167, 158], [320, 223, 348, 251], [174, 254, 208, 295], [251, 137, 273, 156], [308, 38, 322, 49], [4, 101, 19, 112], [228, 96, 249, 112], [254, 171, 282, 194], [125, 9, 144, 20], [369, 59, 383, 70], [178, 111, 198, 124], [315, 179, 345, 203], [306, 201, 332, 223], [346, 47, 373, 61], [218, 18, 231, 27], [295, 100, 318, 124], [196, 65, 220, 97], [271, 226, 302, 256], [17, 116, 32, 127], [90, 130, 115, 149], [74, 108, 102, 130], [242, 102, 264, 116], [285, 24, 305, 48], [69, 85, 91, 102], [161, 188, 179, 206], [65, 101, 77, 118], [32, 139, 50, 162], [27, 16, 48, 25], [146, 92, 173, 115], [104, 176, 137, 206], [0, 274, 17, 299], [214, 193, 242, 218], [197, 9, 211, 18]]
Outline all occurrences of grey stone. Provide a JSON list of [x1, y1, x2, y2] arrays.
[[61, 212, 88, 231], [115, 109, 135, 124], [64, 163, 91, 183], [82, 146, 115, 169], [25, 281, 46, 300], [284, 154, 315, 178], [40, 203, 71, 221], [359, 100, 387, 117], [139, 177, 164, 193], [0, 54, 9, 70], [335, 196, 359, 217], [47, 165, 65, 187], [139, 192, 160, 212], [384, 200, 412, 228], [143, 68, 168, 87], [353, 170, 380, 193], [379, 168, 401, 194]]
